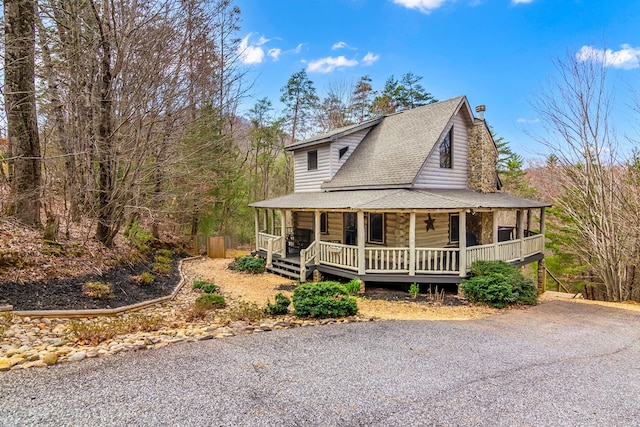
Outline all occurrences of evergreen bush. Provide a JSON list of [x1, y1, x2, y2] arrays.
[[265, 293, 291, 315], [195, 293, 226, 310], [461, 261, 538, 308], [292, 281, 357, 318], [231, 255, 265, 274]]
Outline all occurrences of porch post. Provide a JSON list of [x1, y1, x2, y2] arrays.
[[493, 210, 499, 261], [314, 210, 321, 264], [526, 209, 532, 236], [357, 211, 366, 275], [262, 209, 268, 233], [280, 209, 287, 256], [272, 210, 277, 235], [266, 238, 273, 268], [409, 212, 416, 276], [459, 210, 467, 277], [254, 209, 259, 251], [540, 207, 546, 253], [518, 209, 525, 261]]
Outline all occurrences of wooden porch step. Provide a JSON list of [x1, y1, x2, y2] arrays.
[[266, 266, 300, 280], [271, 260, 300, 273]]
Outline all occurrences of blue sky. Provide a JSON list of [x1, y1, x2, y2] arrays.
[[234, 0, 640, 158]]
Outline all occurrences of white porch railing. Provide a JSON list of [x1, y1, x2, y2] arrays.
[[366, 247, 410, 273], [415, 248, 459, 274], [466, 243, 495, 266], [299, 241, 318, 282], [257, 232, 285, 267], [524, 234, 544, 258], [318, 241, 359, 271], [265, 234, 544, 277], [496, 240, 521, 262]]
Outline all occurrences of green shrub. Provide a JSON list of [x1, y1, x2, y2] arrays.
[[232, 255, 265, 274], [132, 271, 155, 285], [461, 261, 538, 308], [82, 281, 114, 299], [344, 278, 362, 295], [193, 280, 219, 293], [195, 293, 226, 310], [125, 219, 154, 253], [265, 293, 291, 315], [409, 283, 420, 299], [193, 280, 207, 289], [461, 274, 514, 308], [153, 262, 172, 275], [292, 281, 358, 318], [156, 249, 173, 258], [154, 255, 172, 266]]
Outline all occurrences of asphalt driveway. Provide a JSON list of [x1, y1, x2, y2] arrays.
[[1, 300, 639, 426]]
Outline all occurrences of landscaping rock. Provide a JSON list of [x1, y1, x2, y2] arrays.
[[41, 352, 58, 366]]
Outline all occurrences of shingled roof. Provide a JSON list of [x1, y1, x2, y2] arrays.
[[250, 189, 550, 210], [321, 96, 471, 190]]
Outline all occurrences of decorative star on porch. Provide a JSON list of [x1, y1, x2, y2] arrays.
[[425, 214, 436, 232]]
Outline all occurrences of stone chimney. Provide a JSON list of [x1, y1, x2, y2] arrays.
[[467, 105, 498, 193]]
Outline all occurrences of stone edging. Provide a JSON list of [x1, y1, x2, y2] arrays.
[[9, 256, 202, 318]]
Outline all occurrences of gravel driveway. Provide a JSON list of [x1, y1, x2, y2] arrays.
[[2, 300, 639, 426]]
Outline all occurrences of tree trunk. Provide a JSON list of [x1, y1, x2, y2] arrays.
[[92, 0, 116, 246], [4, 0, 42, 226]]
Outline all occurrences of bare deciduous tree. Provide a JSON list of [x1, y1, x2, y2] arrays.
[[4, 0, 42, 226]]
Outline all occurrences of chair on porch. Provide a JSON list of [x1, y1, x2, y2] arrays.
[[287, 228, 313, 255]]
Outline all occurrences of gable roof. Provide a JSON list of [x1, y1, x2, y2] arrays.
[[249, 188, 550, 210], [285, 117, 381, 151], [321, 96, 472, 191]]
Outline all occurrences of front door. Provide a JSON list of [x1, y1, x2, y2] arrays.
[[344, 212, 357, 245]]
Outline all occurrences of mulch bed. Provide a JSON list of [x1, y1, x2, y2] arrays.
[[364, 287, 468, 306], [0, 255, 183, 311]]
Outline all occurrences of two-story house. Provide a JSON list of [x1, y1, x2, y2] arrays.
[[250, 96, 549, 291]]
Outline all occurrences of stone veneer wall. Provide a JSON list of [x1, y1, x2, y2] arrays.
[[467, 119, 498, 193], [466, 212, 493, 245]]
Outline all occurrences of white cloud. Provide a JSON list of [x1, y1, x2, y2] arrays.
[[511, 0, 533, 4], [332, 41, 348, 50], [238, 33, 268, 64], [362, 52, 380, 66], [307, 56, 359, 73], [517, 118, 541, 124], [268, 48, 281, 61], [293, 43, 304, 54], [576, 44, 640, 70], [392, 0, 449, 14]]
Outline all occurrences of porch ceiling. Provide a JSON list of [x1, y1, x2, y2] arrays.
[[249, 189, 551, 210]]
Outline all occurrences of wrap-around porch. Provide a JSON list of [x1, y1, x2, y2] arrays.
[[254, 208, 546, 283]]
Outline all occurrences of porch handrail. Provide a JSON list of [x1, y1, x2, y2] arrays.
[[366, 247, 410, 273], [318, 241, 359, 271], [415, 247, 459, 274], [523, 234, 544, 257], [257, 232, 285, 256], [299, 240, 318, 283], [496, 240, 521, 262], [466, 243, 496, 267]]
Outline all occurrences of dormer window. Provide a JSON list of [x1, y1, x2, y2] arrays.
[[307, 150, 318, 170], [439, 127, 453, 169], [339, 146, 349, 159]]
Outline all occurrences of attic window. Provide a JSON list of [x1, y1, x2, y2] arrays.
[[339, 146, 349, 159], [440, 127, 453, 169], [307, 150, 318, 170]]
